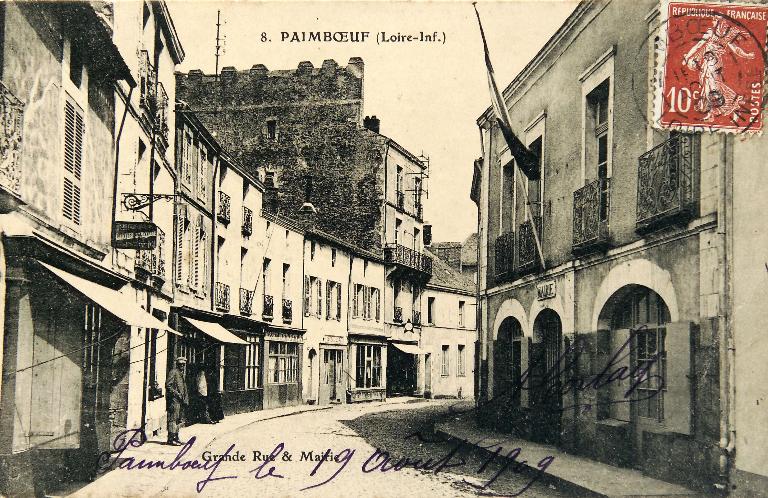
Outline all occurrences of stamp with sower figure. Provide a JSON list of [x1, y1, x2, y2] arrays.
[[655, 1, 768, 134]]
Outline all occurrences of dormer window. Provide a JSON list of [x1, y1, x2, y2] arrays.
[[266, 119, 277, 140]]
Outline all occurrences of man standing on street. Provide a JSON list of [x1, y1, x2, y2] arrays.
[[166, 356, 189, 445]]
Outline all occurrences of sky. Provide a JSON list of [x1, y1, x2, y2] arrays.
[[168, 0, 579, 244]]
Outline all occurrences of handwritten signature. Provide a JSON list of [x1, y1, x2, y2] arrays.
[[97, 428, 554, 495], [451, 325, 665, 417]]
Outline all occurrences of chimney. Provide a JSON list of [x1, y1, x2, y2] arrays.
[[220, 66, 237, 84], [363, 115, 380, 134]]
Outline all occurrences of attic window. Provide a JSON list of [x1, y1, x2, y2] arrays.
[[266, 119, 277, 140]]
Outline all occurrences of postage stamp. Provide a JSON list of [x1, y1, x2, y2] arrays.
[[654, 1, 768, 134]]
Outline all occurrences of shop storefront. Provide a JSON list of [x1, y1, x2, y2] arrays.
[[348, 334, 387, 402]]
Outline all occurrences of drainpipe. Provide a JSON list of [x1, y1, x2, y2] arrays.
[[716, 134, 735, 493]]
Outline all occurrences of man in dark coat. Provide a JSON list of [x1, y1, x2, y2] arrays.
[[166, 356, 189, 445]]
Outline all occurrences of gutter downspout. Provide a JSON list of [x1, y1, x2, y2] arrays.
[[716, 134, 735, 492]]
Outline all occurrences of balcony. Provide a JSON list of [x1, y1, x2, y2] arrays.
[[239, 288, 254, 316], [215, 282, 230, 312], [415, 202, 424, 220], [573, 178, 611, 255], [263, 294, 274, 320], [138, 50, 156, 112], [636, 134, 697, 233], [412, 310, 421, 326], [494, 232, 515, 283], [135, 229, 165, 287], [155, 81, 169, 145], [384, 243, 433, 277], [282, 298, 292, 324], [0, 81, 24, 212], [217, 191, 231, 224], [393, 306, 403, 323], [242, 206, 253, 236], [396, 190, 405, 210], [517, 216, 542, 276]]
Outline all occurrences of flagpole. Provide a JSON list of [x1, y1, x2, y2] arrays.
[[473, 2, 545, 272]]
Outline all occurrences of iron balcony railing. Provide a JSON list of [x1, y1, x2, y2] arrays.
[[282, 298, 292, 323], [138, 50, 156, 111], [239, 288, 254, 316], [393, 306, 403, 323], [135, 229, 165, 282], [494, 232, 515, 283], [415, 202, 424, 220], [263, 294, 274, 320], [518, 216, 542, 275], [217, 191, 231, 224], [0, 81, 23, 202], [155, 81, 169, 145], [215, 282, 230, 312], [636, 134, 697, 232], [413, 310, 421, 326], [242, 206, 253, 235], [573, 178, 611, 255], [383, 243, 433, 276]]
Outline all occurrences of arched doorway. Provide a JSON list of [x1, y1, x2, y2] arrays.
[[493, 317, 523, 406], [597, 285, 670, 466], [531, 308, 562, 444]]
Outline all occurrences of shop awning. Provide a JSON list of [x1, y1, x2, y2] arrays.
[[39, 262, 180, 335], [391, 342, 424, 355], [184, 317, 248, 345]]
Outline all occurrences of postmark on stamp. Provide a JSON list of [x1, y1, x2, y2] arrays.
[[654, 1, 768, 134]]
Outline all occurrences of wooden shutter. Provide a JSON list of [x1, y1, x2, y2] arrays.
[[316, 279, 322, 318], [191, 217, 200, 290], [336, 283, 342, 321], [375, 289, 381, 321], [325, 281, 332, 319], [174, 204, 184, 285], [665, 321, 693, 435], [352, 284, 359, 317], [304, 276, 311, 316], [63, 98, 84, 225]]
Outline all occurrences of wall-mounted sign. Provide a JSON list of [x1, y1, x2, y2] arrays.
[[536, 280, 556, 300], [112, 221, 158, 250]]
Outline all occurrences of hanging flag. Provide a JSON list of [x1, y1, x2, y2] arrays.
[[473, 3, 540, 180]]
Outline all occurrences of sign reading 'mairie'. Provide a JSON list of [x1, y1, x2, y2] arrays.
[[536, 280, 556, 300], [112, 221, 158, 250]]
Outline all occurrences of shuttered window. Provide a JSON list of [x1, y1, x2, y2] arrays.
[[304, 276, 312, 316], [63, 97, 84, 225], [326, 281, 332, 319], [175, 203, 186, 286], [315, 278, 323, 318], [336, 283, 342, 321]]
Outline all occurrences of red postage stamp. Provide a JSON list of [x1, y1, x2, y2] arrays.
[[656, 1, 768, 133]]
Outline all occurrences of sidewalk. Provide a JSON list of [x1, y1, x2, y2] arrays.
[[435, 415, 698, 497]]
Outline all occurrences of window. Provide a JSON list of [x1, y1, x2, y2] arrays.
[[457, 345, 466, 377], [363, 260, 368, 276], [370, 288, 381, 322], [282, 263, 290, 299], [331, 248, 337, 267], [69, 39, 84, 88], [336, 282, 342, 321], [63, 97, 84, 226], [189, 215, 205, 292], [266, 119, 277, 140], [240, 247, 247, 286], [356, 344, 382, 388], [458, 301, 465, 328], [413, 228, 421, 251], [245, 336, 261, 389], [198, 143, 208, 201], [427, 296, 436, 325], [315, 278, 323, 317], [363, 286, 371, 320], [353, 283, 364, 318], [396, 166, 403, 200], [526, 137, 543, 220], [262, 258, 271, 296], [587, 79, 611, 220], [310, 240, 316, 260], [441, 345, 450, 377], [501, 160, 515, 233], [224, 343, 245, 391], [182, 131, 193, 186], [268, 342, 298, 384], [324, 281, 342, 320], [394, 219, 402, 246]]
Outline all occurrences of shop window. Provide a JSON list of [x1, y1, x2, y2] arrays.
[[245, 336, 260, 389], [268, 342, 298, 384], [356, 344, 381, 388]]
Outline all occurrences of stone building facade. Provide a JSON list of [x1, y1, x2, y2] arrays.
[[472, 0, 765, 493]]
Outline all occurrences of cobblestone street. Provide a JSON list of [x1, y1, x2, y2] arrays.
[[72, 399, 571, 497]]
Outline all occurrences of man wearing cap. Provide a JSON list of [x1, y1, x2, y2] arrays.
[[166, 356, 189, 445]]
